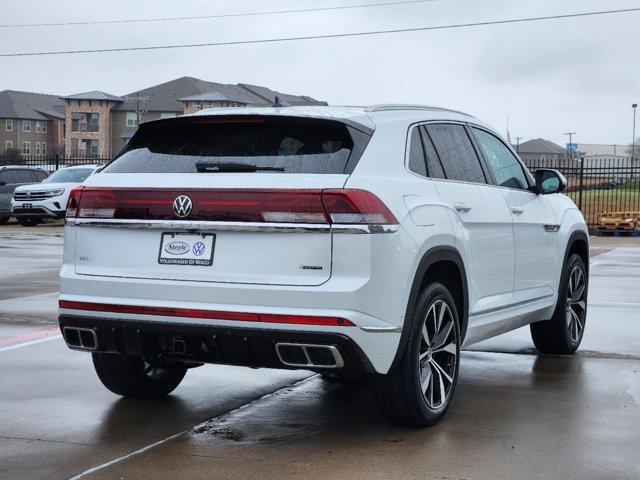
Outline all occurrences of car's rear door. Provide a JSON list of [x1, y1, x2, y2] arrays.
[[470, 127, 559, 305], [422, 123, 516, 316]]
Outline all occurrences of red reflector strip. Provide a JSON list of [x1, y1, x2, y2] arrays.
[[58, 300, 355, 327]]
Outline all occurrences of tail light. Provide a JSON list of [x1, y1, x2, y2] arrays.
[[65, 188, 398, 225], [65, 186, 83, 219]]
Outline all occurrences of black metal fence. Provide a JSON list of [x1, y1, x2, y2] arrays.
[[0, 154, 111, 172], [2, 154, 639, 230], [525, 156, 640, 229]]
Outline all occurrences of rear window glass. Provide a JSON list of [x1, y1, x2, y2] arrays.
[[104, 116, 364, 174]]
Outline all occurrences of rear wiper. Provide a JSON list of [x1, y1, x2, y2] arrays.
[[195, 162, 284, 173]]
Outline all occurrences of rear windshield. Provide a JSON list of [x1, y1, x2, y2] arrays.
[[104, 116, 370, 174]]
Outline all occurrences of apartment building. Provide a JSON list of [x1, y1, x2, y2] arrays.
[[1, 76, 326, 158], [0, 90, 66, 158], [63, 76, 326, 157]]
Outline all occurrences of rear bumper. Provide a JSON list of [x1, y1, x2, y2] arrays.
[[59, 314, 376, 374]]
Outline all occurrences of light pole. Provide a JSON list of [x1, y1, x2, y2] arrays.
[[632, 103, 637, 161], [565, 132, 576, 161], [515, 137, 522, 153]]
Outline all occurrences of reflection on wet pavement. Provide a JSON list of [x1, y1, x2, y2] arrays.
[[0, 233, 638, 479]]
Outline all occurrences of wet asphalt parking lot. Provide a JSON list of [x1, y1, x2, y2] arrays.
[[0, 225, 638, 480]]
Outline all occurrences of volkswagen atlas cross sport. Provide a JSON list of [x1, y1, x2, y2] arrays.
[[59, 105, 589, 426]]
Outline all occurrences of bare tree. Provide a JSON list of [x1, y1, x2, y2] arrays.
[[626, 137, 640, 159]]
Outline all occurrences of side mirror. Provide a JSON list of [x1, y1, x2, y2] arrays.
[[0, 180, 6, 187], [535, 169, 567, 194]]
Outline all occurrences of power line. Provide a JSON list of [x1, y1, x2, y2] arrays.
[[1, 7, 638, 57], [0, 0, 436, 28]]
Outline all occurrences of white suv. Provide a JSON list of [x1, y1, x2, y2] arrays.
[[59, 106, 588, 426], [12, 164, 102, 226]]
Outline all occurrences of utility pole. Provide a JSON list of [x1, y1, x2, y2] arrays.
[[632, 103, 637, 161], [515, 137, 522, 153], [565, 132, 576, 161]]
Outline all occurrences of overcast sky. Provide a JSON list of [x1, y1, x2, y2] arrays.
[[1, 0, 639, 146]]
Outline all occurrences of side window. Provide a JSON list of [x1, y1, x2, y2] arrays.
[[407, 128, 426, 176], [13, 170, 34, 183], [426, 124, 486, 184], [472, 128, 528, 190], [0, 170, 14, 184], [419, 126, 445, 179], [34, 170, 48, 181]]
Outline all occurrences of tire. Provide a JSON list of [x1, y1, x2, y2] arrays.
[[0, 216, 10, 225], [16, 217, 41, 227], [530, 253, 588, 354], [92, 352, 187, 398], [369, 282, 461, 427]]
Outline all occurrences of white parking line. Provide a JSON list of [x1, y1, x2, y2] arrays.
[[0, 335, 61, 353], [67, 375, 317, 480]]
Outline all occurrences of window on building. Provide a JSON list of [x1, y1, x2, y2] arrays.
[[36, 121, 42, 133], [42, 142, 47, 156], [5, 140, 12, 151], [22, 120, 31, 132], [42, 122, 48, 133], [126, 112, 138, 127], [5, 119, 13, 132], [89, 140, 99, 155], [36, 142, 41, 155], [160, 112, 177, 119], [87, 113, 99, 132], [22, 141, 31, 155]]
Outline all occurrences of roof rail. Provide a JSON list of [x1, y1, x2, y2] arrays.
[[366, 104, 474, 117]]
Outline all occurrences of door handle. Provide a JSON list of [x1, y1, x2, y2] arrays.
[[454, 202, 472, 213], [510, 207, 524, 215]]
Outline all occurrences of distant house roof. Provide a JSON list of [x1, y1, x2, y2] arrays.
[[116, 76, 325, 112], [61, 91, 123, 102], [238, 83, 327, 107], [515, 138, 566, 155], [0, 90, 66, 120], [178, 91, 248, 104]]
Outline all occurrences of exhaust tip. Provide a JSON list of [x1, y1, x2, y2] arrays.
[[63, 326, 98, 351], [275, 343, 344, 369]]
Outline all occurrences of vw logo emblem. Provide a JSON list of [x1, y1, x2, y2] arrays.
[[172, 195, 193, 218], [192, 241, 205, 256]]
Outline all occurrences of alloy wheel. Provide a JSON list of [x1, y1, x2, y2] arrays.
[[418, 299, 458, 409], [567, 265, 587, 343]]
